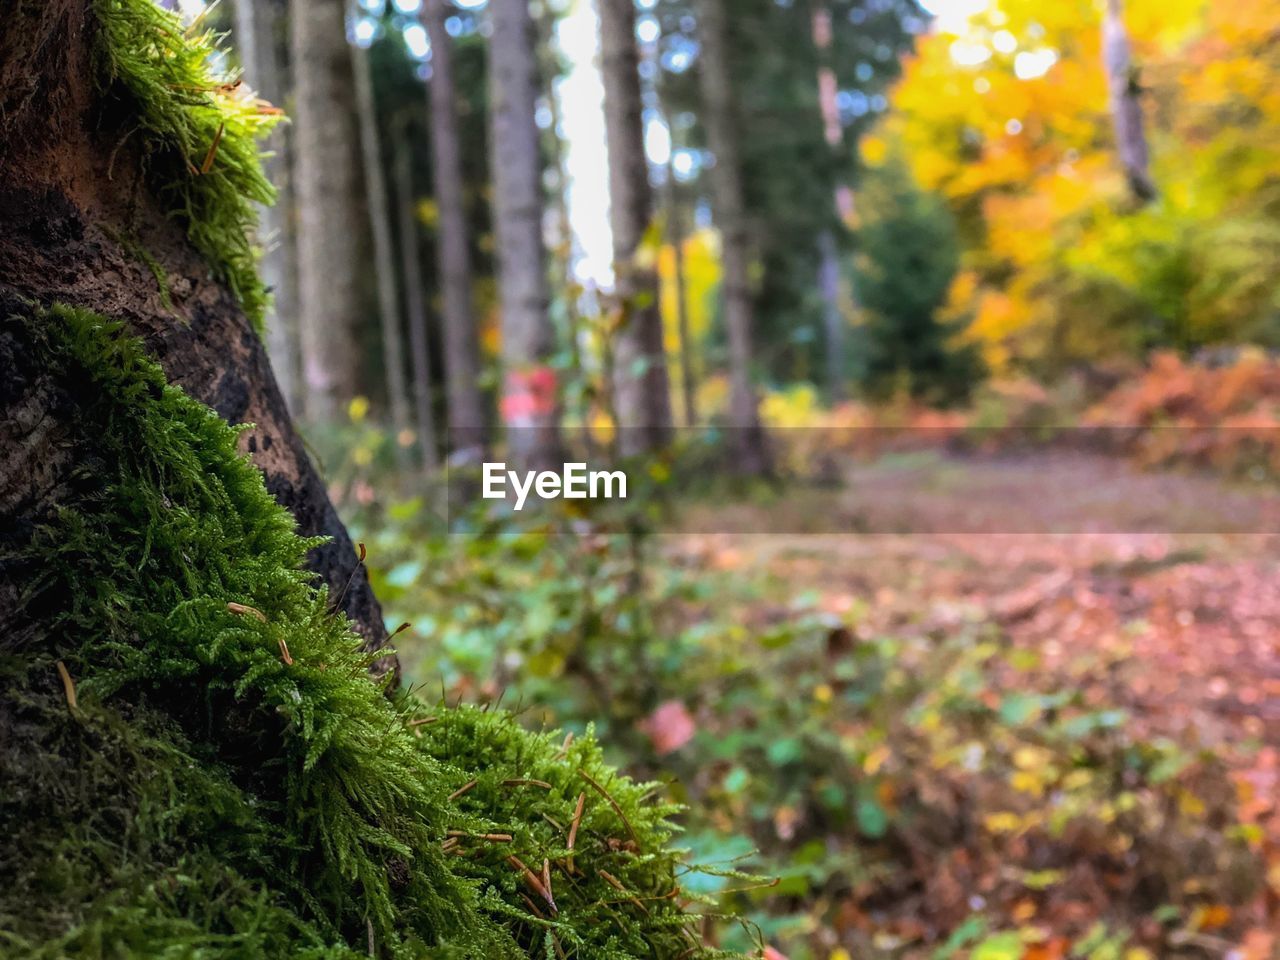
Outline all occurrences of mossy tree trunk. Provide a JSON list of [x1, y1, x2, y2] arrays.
[[0, 0, 394, 676]]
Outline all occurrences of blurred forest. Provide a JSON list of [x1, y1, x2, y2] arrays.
[[5, 0, 1280, 957]]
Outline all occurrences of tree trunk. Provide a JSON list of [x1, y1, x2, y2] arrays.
[[812, 2, 857, 402], [664, 163, 699, 428], [0, 0, 393, 676], [395, 137, 440, 473], [1102, 0, 1156, 204], [488, 0, 561, 471], [291, 0, 365, 420], [696, 0, 768, 474], [817, 227, 844, 399], [599, 0, 673, 455], [233, 0, 303, 416], [423, 0, 488, 458], [353, 42, 413, 466]]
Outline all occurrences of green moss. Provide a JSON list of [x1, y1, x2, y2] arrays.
[[91, 0, 276, 329], [0, 303, 726, 958]]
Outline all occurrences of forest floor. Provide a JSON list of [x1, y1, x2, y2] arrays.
[[671, 448, 1280, 952]]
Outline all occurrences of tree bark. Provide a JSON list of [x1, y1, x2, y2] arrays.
[[291, 0, 365, 420], [664, 161, 699, 428], [1102, 0, 1156, 204], [233, 0, 303, 416], [811, 3, 853, 402], [353, 42, 413, 466], [0, 0, 394, 677], [423, 0, 488, 458], [696, 0, 769, 474], [488, 0, 561, 471], [395, 136, 441, 473], [599, 0, 673, 455]]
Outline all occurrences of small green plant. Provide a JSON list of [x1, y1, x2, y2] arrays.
[[354, 491, 1263, 958]]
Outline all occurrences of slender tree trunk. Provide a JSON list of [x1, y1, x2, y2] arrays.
[[422, 0, 487, 458], [395, 137, 440, 473], [488, 0, 561, 471], [664, 154, 698, 428], [817, 228, 844, 398], [697, 0, 768, 474], [291, 0, 365, 420], [599, 0, 673, 455], [812, 3, 857, 401], [353, 43, 412, 466], [0, 0, 393, 675], [233, 0, 303, 415], [1102, 0, 1156, 203]]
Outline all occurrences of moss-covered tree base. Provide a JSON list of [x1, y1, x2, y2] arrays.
[[0, 304, 719, 959]]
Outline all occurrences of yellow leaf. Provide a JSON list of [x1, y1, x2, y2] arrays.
[[863, 745, 891, 775], [984, 811, 1023, 834]]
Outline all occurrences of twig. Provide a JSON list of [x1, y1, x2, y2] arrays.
[[447, 779, 478, 802], [566, 792, 586, 872], [56, 661, 78, 713], [502, 778, 553, 790], [520, 892, 544, 919], [199, 122, 225, 174], [598, 869, 649, 913], [567, 792, 586, 850], [227, 601, 267, 623], [508, 855, 557, 914], [542, 857, 554, 911], [446, 831, 512, 843], [553, 731, 574, 760], [579, 769, 639, 848]]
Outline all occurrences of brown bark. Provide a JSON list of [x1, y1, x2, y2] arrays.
[[423, 0, 488, 457], [599, 0, 673, 455], [664, 161, 698, 428], [291, 0, 365, 420], [233, 0, 303, 416], [395, 136, 440, 473], [696, 0, 769, 474], [488, 0, 561, 471], [0, 0, 394, 677], [812, 3, 853, 401], [353, 42, 413, 465]]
